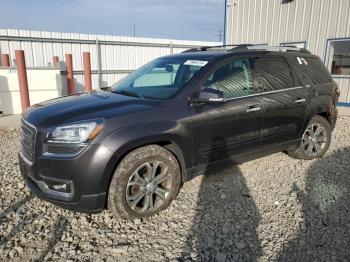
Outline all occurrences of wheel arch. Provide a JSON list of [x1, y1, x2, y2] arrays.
[[102, 138, 188, 207], [309, 93, 337, 129], [318, 111, 332, 125]]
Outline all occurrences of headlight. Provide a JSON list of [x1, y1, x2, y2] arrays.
[[47, 120, 104, 144]]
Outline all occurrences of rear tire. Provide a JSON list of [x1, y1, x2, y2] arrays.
[[287, 116, 332, 160], [108, 145, 181, 220]]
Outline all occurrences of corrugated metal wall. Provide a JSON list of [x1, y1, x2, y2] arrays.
[[0, 29, 219, 92], [226, 0, 350, 105]]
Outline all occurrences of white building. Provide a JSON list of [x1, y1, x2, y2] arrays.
[[225, 0, 350, 106]]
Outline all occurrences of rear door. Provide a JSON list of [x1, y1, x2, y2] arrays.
[[253, 56, 307, 148]]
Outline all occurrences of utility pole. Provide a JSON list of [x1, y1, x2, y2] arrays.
[[133, 23, 136, 37], [218, 30, 224, 42]]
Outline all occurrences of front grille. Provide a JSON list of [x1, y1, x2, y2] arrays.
[[20, 119, 37, 163]]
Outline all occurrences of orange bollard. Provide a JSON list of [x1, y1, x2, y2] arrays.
[[15, 50, 30, 111], [65, 54, 74, 95], [2, 54, 10, 67], [53, 56, 59, 67], [83, 52, 92, 92]]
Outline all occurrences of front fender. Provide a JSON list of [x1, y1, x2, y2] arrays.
[[99, 120, 192, 193]]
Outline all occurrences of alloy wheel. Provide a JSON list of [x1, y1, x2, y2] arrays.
[[302, 123, 327, 156], [126, 161, 172, 214]]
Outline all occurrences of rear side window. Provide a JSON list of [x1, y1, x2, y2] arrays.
[[254, 57, 295, 91], [298, 57, 332, 84]]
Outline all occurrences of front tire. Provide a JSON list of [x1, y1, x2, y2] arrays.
[[108, 145, 181, 220], [287, 116, 332, 160]]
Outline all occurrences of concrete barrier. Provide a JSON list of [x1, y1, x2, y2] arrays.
[[0, 68, 67, 115]]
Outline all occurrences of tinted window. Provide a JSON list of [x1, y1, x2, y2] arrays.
[[299, 57, 331, 84], [202, 58, 254, 99], [254, 57, 295, 91]]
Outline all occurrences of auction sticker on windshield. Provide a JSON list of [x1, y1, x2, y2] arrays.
[[184, 60, 208, 67]]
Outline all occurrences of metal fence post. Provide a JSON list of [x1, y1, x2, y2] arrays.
[[83, 52, 92, 92], [1, 54, 10, 67], [96, 38, 102, 89], [65, 54, 74, 95], [53, 56, 59, 67], [15, 50, 30, 111]]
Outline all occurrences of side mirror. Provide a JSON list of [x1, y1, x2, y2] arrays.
[[192, 87, 226, 104], [100, 86, 111, 92]]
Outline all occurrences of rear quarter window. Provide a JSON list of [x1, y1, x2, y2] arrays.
[[298, 57, 332, 84]]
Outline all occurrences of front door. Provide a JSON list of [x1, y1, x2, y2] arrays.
[[190, 58, 263, 165]]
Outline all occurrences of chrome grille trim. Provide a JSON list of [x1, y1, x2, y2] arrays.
[[20, 119, 37, 166]]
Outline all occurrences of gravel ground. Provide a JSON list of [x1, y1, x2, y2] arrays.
[[1, 117, 350, 261]]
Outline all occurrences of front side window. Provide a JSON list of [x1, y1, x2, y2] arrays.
[[202, 58, 254, 99], [254, 57, 295, 91], [111, 58, 208, 99]]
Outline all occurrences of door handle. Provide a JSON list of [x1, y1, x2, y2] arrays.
[[294, 98, 306, 103], [246, 105, 261, 113]]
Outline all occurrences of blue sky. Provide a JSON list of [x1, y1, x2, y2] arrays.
[[0, 0, 225, 41]]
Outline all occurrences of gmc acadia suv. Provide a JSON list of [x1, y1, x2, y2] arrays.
[[19, 45, 339, 220]]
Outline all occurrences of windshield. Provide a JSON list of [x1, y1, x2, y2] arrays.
[[111, 57, 208, 99]]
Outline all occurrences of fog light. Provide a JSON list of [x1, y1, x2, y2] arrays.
[[34, 177, 74, 201], [53, 184, 67, 191], [45, 180, 72, 193]]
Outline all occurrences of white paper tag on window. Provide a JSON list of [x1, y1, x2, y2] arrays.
[[184, 60, 208, 67], [301, 57, 308, 65], [297, 57, 303, 64], [297, 57, 308, 65]]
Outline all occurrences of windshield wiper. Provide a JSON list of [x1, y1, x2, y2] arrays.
[[112, 89, 144, 98]]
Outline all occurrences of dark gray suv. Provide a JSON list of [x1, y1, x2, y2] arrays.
[[19, 45, 339, 220]]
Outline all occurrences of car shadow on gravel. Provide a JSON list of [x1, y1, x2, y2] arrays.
[[0, 193, 36, 248], [180, 138, 262, 261], [0, 212, 37, 246], [0, 193, 68, 261], [0, 193, 33, 223], [36, 214, 68, 261], [277, 147, 350, 260]]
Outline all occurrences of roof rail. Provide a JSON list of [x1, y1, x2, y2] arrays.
[[182, 44, 311, 54], [182, 44, 249, 53], [229, 45, 311, 54]]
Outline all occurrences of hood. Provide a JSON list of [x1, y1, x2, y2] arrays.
[[24, 91, 158, 127]]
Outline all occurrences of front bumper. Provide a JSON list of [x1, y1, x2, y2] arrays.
[[18, 142, 113, 213]]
